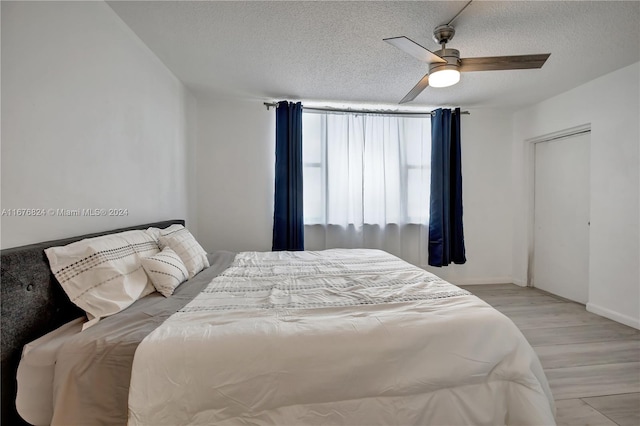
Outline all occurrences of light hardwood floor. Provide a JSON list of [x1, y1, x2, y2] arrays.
[[460, 284, 640, 426]]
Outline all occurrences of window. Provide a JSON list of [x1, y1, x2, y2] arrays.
[[302, 111, 431, 228]]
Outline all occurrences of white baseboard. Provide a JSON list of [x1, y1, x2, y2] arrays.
[[446, 277, 514, 286], [512, 278, 527, 287], [586, 303, 640, 330]]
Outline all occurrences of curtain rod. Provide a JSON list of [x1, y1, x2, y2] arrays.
[[263, 102, 470, 116]]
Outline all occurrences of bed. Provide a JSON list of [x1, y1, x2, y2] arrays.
[[1, 220, 556, 425]]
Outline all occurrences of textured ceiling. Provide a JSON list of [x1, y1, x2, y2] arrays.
[[108, 1, 640, 109]]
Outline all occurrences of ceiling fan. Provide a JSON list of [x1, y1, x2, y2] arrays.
[[384, 1, 551, 104]]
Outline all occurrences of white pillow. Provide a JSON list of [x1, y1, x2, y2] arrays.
[[44, 230, 159, 326], [157, 225, 209, 279], [141, 247, 188, 297], [145, 224, 184, 241]]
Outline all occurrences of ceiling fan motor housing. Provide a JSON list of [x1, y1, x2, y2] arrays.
[[429, 48, 461, 74]]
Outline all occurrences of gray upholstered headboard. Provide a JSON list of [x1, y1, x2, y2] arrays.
[[0, 219, 185, 425]]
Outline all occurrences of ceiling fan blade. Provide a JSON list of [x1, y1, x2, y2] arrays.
[[384, 36, 446, 64], [459, 53, 550, 72], [399, 73, 430, 104]]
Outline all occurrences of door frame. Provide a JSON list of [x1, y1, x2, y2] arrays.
[[525, 123, 591, 290]]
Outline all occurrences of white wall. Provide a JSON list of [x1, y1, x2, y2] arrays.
[[1, 1, 196, 248], [512, 62, 640, 329], [195, 100, 514, 285], [195, 97, 275, 253]]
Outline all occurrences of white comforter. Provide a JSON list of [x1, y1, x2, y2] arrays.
[[128, 249, 555, 425]]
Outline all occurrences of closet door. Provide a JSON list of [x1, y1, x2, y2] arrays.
[[533, 132, 590, 303]]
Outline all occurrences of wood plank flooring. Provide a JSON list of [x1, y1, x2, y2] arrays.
[[461, 284, 640, 426]]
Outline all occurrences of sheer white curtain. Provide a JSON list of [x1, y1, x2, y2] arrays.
[[303, 111, 431, 266]]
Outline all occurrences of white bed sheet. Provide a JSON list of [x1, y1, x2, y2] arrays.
[[16, 317, 85, 426], [128, 249, 555, 425]]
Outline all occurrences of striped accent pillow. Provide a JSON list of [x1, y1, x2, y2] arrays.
[[45, 230, 159, 327], [141, 247, 188, 297], [158, 226, 209, 279]]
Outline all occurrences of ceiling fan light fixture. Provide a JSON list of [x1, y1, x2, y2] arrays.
[[428, 68, 460, 88]]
